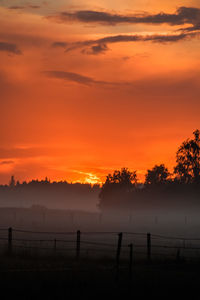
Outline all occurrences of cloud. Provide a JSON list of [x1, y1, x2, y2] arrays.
[[0, 42, 22, 55], [91, 32, 191, 44], [28, 5, 40, 9], [181, 23, 200, 32], [43, 69, 200, 97], [8, 5, 40, 10], [52, 42, 68, 48], [44, 70, 111, 86], [9, 6, 25, 10], [47, 6, 200, 26], [53, 32, 198, 55], [49, 7, 200, 55], [0, 160, 14, 165], [81, 43, 109, 55]]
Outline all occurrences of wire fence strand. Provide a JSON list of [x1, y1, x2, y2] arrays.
[[1, 227, 200, 260]]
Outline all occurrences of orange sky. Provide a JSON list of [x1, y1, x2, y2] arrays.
[[0, 0, 200, 184]]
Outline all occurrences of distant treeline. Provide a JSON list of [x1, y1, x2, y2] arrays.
[[1, 130, 200, 212], [0, 179, 100, 210]]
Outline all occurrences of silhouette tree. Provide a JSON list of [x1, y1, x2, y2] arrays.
[[104, 168, 137, 186], [145, 164, 170, 186], [9, 175, 16, 188], [99, 168, 137, 210], [174, 130, 200, 183]]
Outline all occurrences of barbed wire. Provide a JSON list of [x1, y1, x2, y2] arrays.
[[13, 229, 76, 235], [151, 234, 200, 241], [1, 227, 200, 256]]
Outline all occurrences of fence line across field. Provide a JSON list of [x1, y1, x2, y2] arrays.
[[1, 228, 199, 240], [1, 227, 200, 280], [1, 227, 200, 260]]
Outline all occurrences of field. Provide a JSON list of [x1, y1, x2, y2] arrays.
[[0, 207, 200, 298], [1, 207, 200, 261], [1, 254, 200, 299]]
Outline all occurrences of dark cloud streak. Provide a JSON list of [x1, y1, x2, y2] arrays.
[[8, 4, 40, 10], [43, 69, 200, 99], [47, 7, 200, 27], [0, 42, 22, 55], [44, 70, 113, 86], [52, 32, 198, 55], [52, 42, 68, 48], [0, 160, 14, 165], [81, 43, 109, 55], [9, 6, 25, 10]]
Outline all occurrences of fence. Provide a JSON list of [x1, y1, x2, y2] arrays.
[[1, 227, 200, 279], [1, 227, 200, 262]]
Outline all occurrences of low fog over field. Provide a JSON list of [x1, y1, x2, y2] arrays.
[[0, 130, 200, 261]]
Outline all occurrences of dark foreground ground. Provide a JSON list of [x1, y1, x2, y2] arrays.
[[1, 255, 200, 299]]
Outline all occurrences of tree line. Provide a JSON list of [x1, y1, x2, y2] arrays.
[[0, 130, 199, 211], [99, 130, 200, 211]]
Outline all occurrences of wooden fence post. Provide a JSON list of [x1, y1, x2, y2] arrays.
[[115, 232, 123, 280], [76, 230, 81, 260], [147, 233, 151, 263], [8, 227, 12, 255], [116, 233, 123, 265], [128, 243, 133, 280]]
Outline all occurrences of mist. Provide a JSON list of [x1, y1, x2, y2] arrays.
[[0, 179, 100, 212]]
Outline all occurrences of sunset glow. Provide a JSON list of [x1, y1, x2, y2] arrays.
[[0, 0, 200, 184]]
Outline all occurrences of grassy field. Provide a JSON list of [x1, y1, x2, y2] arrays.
[[1, 254, 200, 299], [0, 207, 200, 298]]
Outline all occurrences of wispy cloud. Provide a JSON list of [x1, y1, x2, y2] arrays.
[[52, 32, 198, 55], [180, 24, 200, 32], [47, 7, 200, 27], [0, 160, 14, 165], [44, 70, 113, 86], [52, 42, 68, 48], [8, 6, 25, 10], [8, 5, 40, 10], [28, 5, 40, 9], [0, 42, 22, 55], [81, 43, 109, 55], [43, 69, 200, 95]]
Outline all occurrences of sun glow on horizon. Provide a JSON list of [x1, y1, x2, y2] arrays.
[[71, 171, 103, 185]]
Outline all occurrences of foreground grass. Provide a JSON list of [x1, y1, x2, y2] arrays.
[[0, 254, 200, 299]]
